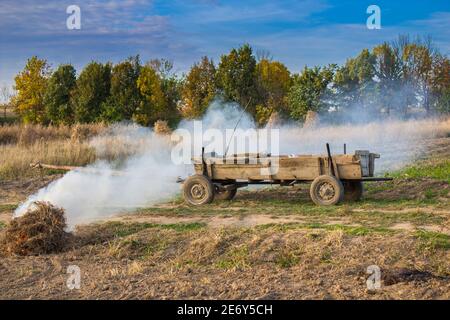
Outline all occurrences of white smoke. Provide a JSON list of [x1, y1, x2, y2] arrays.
[[180, 101, 255, 132], [15, 127, 187, 227], [14, 99, 449, 227], [277, 119, 448, 172], [14, 100, 254, 227]]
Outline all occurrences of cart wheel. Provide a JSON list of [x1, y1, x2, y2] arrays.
[[343, 181, 364, 202], [183, 175, 214, 206], [215, 185, 237, 201], [310, 175, 344, 206]]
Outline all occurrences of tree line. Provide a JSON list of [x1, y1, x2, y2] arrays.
[[9, 35, 450, 127]]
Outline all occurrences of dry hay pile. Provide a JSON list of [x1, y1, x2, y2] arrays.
[[153, 120, 172, 135], [266, 111, 282, 128], [303, 111, 320, 128], [70, 123, 106, 142], [0, 201, 70, 256]]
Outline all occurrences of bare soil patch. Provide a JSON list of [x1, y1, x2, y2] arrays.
[[368, 178, 449, 201], [0, 225, 449, 299], [0, 175, 61, 204]]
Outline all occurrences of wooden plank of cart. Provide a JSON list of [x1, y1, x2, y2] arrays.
[[179, 143, 392, 206]]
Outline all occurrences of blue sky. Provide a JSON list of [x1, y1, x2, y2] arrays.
[[0, 0, 449, 89]]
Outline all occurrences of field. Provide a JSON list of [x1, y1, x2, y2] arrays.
[[0, 124, 449, 299]]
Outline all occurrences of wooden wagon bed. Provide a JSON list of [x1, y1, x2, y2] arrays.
[[181, 144, 391, 206], [192, 151, 380, 182]]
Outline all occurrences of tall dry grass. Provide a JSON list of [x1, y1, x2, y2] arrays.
[[0, 123, 107, 145], [0, 123, 149, 181], [0, 140, 96, 180]]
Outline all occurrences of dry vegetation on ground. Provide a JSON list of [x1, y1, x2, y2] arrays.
[[0, 123, 449, 299], [1, 201, 69, 256], [0, 123, 161, 180], [0, 123, 106, 145], [0, 124, 105, 180]]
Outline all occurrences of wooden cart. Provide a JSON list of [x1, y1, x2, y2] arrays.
[[181, 144, 391, 206]]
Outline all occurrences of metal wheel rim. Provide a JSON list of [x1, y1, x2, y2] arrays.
[[317, 182, 335, 201], [191, 183, 207, 200]]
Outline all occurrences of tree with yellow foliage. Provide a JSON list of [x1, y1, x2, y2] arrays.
[[135, 65, 167, 126], [12, 56, 51, 123], [255, 59, 291, 125], [181, 57, 216, 119]]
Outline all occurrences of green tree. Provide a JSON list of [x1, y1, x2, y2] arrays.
[[43, 64, 77, 125], [161, 76, 183, 126], [72, 62, 111, 123], [134, 65, 167, 126], [148, 59, 183, 126], [255, 59, 291, 124], [373, 43, 403, 114], [181, 56, 216, 119], [216, 44, 259, 115], [430, 54, 450, 114], [287, 65, 335, 121], [402, 42, 435, 113], [101, 56, 142, 122], [334, 49, 376, 110], [12, 56, 51, 123]]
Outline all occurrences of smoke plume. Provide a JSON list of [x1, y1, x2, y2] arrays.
[[14, 100, 449, 227]]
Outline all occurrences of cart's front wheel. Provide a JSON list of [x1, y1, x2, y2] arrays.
[[310, 175, 344, 206], [183, 175, 214, 206], [343, 181, 364, 202]]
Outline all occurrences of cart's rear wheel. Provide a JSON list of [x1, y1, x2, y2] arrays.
[[310, 175, 344, 206], [215, 185, 237, 201], [183, 175, 214, 206], [343, 181, 364, 202]]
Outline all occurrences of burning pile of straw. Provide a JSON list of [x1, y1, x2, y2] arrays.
[[1, 202, 70, 256]]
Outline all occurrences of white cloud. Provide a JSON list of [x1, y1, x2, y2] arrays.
[[0, 0, 448, 87]]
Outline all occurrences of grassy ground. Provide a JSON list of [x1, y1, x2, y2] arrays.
[[391, 159, 450, 183], [0, 124, 449, 299]]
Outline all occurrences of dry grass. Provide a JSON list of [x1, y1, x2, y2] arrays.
[[0, 201, 70, 256], [0, 139, 96, 180], [0, 123, 106, 145], [0, 123, 147, 181], [153, 120, 172, 135], [3, 222, 445, 299]]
